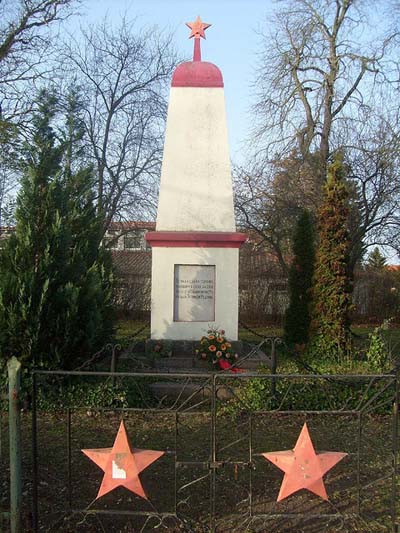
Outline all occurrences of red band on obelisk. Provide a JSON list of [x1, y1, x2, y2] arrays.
[[145, 231, 247, 248]]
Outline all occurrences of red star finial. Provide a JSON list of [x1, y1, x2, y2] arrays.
[[185, 16, 211, 62], [82, 420, 164, 501], [262, 423, 347, 501], [186, 15, 211, 39]]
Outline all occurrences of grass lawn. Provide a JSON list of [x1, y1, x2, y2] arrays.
[[115, 317, 400, 348], [114, 318, 285, 345]]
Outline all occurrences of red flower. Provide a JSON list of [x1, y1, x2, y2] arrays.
[[219, 360, 232, 370]]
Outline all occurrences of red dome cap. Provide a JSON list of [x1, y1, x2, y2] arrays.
[[171, 61, 224, 88]]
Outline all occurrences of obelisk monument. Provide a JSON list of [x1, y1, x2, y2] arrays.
[[146, 16, 246, 341]]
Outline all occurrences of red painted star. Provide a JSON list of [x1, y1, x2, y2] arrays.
[[262, 423, 347, 501], [82, 420, 164, 501], [186, 16, 211, 39]]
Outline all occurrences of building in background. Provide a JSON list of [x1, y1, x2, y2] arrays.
[[1, 223, 399, 323], [104, 222, 154, 316], [103, 221, 155, 251]]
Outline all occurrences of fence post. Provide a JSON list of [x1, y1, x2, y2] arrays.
[[392, 367, 399, 532], [271, 338, 278, 399], [7, 357, 22, 533], [110, 345, 118, 388]]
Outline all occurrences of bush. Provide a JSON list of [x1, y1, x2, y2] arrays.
[[221, 371, 395, 417], [34, 376, 156, 411], [365, 319, 392, 372]]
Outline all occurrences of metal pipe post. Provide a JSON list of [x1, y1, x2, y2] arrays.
[[7, 357, 22, 533], [271, 339, 278, 399]]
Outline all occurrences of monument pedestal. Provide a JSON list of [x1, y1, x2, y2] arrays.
[[146, 233, 245, 341]]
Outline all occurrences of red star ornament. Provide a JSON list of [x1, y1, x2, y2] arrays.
[[186, 16, 211, 39], [82, 420, 164, 501], [262, 422, 347, 502]]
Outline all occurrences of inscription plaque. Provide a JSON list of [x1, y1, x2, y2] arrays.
[[174, 265, 215, 322]]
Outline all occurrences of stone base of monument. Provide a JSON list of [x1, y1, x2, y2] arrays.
[[236, 342, 273, 370], [143, 339, 272, 374], [122, 340, 272, 371], [145, 339, 243, 358], [148, 347, 273, 401], [154, 355, 208, 371], [121, 340, 273, 401], [149, 381, 235, 402]]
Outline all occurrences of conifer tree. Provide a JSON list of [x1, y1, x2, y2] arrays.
[[309, 156, 353, 359], [0, 90, 114, 369], [366, 247, 387, 271], [284, 209, 315, 348]]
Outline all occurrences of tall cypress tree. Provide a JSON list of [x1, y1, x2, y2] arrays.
[[0, 90, 114, 369], [309, 155, 353, 359], [284, 209, 315, 348]]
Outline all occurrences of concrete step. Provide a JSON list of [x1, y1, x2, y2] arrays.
[[154, 356, 211, 370], [154, 355, 271, 372], [146, 339, 244, 357], [237, 357, 272, 370], [168, 352, 197, 358], [154, 357, 194, 369], [121, 347, 272, 373], [149, 381, 235, 401]]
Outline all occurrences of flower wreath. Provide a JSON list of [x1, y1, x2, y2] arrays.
[[196, 327, 241, 372]]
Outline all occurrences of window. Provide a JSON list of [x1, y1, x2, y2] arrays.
[[104, 230, 119, 249], [124, 231, 143, 250]]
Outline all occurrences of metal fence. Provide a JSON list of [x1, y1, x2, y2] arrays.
[[27, 368, 399, 532]]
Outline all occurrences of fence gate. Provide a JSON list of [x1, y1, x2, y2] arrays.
[[31, 369, 399, 532]]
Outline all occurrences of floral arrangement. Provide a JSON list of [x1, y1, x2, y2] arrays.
[[196, 327, 239, 368]]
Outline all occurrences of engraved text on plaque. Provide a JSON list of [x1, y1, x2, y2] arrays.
[[174, 265, 215, 322]]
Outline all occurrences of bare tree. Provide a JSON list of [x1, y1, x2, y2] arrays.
[[234, 154, 321, 274], [252, 0, 398, 177], [0, 0, 79, 226], [345, 116, 400, 264], [235, 123, 400, 272], [60, 18, 179, 231], [0, 0, 77, 124], [236, 0, 400, 268]]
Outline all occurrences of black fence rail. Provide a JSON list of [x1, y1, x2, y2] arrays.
[[29, 369, 399, 532]]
